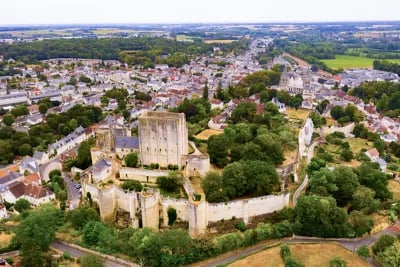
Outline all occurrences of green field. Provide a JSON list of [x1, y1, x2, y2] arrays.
[[322, 55, 400, 70]]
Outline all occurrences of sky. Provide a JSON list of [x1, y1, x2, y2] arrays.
[[1, 0, 400, 25]]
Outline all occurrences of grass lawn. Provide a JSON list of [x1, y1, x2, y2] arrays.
[[345, 138, 373, 154], [322, 55, 400, 70], [0, 232, 13, 248], [389, 179, 400, 201], [230, 243, 368, 267], [370, 213, 390, 235], [229, 245, 283, 267], [195, 129, 223, 141], [284, 108, 310, 122]]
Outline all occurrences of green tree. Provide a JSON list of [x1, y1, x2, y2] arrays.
[[38, 103, 48, 114], [202, 172, 227, 203], [330, 106, 344, 120], [124, 152, 138, 167], [76, 140, 92, 169], [222, 162, 247, 198], [121, 180, 142, 192], [333, 166, 359, 206], [356, 245, 370, 258], [377, 241, 400, 267], [352, 186, 380, 214], [12, 206, 63, 266], [294, 195, 350, 238], [208, 134, 229, 167], [68, 206, 100, 230], [202, 80, 209, 99], [348, 211, 374, 237], [14, 198, 31, 212], [80, 254, 106, 267], [18, 143, 32, 156], [2, 114, 14, 126], [372, 234, 396, 255]]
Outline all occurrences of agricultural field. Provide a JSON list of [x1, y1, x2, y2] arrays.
[[203, 39, 237, 44], [322, 55, 400, 70], [229, 243, 368, 267], [346, 138, 373, 154]]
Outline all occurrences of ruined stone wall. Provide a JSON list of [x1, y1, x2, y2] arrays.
[[119, 168, 168, 184], [321, 122, 355, 138], [98, 186, 117, 222], [182, 154, 210, 177], [141, 190, 160, 230], [160, 197, 189, 226]]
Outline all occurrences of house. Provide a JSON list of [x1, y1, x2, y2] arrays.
[[374, 158, 387, 172], [365, 148, 380, 161], [365, 148, 387, 172], [26, 113, 43, 125], [32, 151, 49, 164], [271, 97, 286, 113], [48, 126, 86, 157], [92, 159, 112, 183], [0, 172, 23, 188], [24, 173, 41, 185], [0, 203, 7, 219], [115, 136, 139, 158], [210, 99, 224, 110], [19, 157, 40, 174], [380, 134, 398, 143], [1, 181, 55, 206]]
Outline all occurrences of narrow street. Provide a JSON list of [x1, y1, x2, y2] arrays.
[[62, 173, 81, 209], [51, 241, 136, 267]]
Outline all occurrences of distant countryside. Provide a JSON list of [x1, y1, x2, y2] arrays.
[[322, 55, 400, 70]]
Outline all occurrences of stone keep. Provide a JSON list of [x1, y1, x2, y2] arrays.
[[139, 111, 188, 168]]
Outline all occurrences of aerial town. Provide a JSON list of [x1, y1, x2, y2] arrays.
[[0, 19, 399, 267]]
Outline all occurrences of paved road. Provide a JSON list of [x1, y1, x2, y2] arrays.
[[51, 241, 131, 267], [62, 173, 81, 208]]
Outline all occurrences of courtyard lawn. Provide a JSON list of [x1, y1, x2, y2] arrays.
[[322, 55, 400, 70], [230, 243, 368, 267], [195, 129, 223, 141], [345, 138, 373, 154], [284, 108, 310, 122]]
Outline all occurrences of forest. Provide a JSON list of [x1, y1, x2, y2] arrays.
[[0, 37, 248, 68]]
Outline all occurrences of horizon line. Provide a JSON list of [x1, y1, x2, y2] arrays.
[[1, 19, 400, 27]]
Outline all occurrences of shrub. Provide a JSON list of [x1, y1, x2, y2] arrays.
[[121, 180, 142, 192], [235, 220, 247, 232], [329, 257, 347, 267], [280, 244, 291, 259], [167, 207, 177, 226], [356, 245, 370, 258], [372, 234, 395, 255], [14, 199, 31, 212]]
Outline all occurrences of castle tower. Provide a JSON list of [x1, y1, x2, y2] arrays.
[[188, 193, 207, 237], [279, 66, 289, 88], [138, 111, 188, 168]]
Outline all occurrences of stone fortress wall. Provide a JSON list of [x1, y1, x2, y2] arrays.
[[82, 111, 290, 237], [82, 182, 289, 237]]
